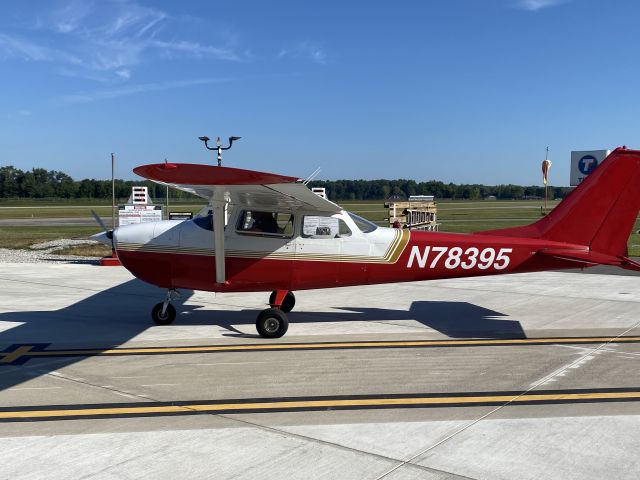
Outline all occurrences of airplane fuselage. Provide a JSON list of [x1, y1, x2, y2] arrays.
[[113, 209, 581, 293]]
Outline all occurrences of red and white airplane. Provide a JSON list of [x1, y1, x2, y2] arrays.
[[93, 147, 640, 338]]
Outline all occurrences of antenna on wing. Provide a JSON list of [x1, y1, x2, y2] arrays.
[[303, 167, 322, 185], [198, 135, 241, 166]]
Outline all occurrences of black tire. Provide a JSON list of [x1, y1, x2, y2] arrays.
[[268, 291, 296, 313], [151, 302, 176, 325], [256, 308, 289, 338]]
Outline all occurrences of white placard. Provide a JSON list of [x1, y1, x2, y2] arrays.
[[118, 205, 163, 226], [570, 150, 610, 186], [303, 216, 339, 237]]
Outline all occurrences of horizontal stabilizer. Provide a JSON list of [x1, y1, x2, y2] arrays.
[[539, 248, 640, 271]]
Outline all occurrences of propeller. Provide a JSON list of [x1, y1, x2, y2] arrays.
[[91, 210, 108, 231], [90, 210, 115, 251]]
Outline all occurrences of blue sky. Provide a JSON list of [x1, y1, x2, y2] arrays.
[[1, 0, 638, 185]]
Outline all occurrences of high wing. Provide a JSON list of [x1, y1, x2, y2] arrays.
[[133, 162, 342, 285], [133, 163, 341, 213]]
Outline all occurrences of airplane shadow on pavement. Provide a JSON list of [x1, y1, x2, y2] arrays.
[[0, 277, 524, 392]]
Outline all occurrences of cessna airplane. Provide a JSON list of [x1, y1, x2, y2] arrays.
[[93, 147, 640, 338]]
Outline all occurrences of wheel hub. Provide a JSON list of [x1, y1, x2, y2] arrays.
[[265, 318, 280, 333]]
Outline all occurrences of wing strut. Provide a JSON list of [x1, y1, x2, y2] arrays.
[[213, 193, 227, 285]]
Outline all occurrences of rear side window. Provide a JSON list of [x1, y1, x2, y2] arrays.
[[302, 216, 352, 238], [237, 210, 294, 237]]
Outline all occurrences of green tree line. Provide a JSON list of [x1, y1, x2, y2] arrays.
[[308, 179, 571, 201], [0, 165, 570, 201], [0, 166, 198, 201]]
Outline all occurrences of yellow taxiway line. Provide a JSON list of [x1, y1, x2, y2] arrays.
[[1, 389, 639, 421], [2, 336, 640, 365]]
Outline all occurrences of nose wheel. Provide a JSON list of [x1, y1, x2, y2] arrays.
[[152, 302, 176, 325], [151, 289, 180, 325]]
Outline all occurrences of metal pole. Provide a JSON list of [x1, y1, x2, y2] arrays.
[[166, 184, 169, 220], [544, 185, 548, 212], [111, 153, 115, 230]]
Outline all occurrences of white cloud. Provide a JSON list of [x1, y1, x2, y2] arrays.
[[278, 41, 328, 65], [516, 0, 568, 11], [50, 77, 232, 106], [115, 69, 130, 80], [0, 1, 248, 81], [49, 0, 94, 33], [5, 109, 33, 119], [151, 40, 243, 62], [0, 33, 82, 64]]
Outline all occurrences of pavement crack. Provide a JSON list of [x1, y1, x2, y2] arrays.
[[373, 318, 640, 480], [30, 365, 455, 475]]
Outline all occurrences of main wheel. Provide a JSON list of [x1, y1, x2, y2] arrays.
[[269, 291, 296, 313], [151, 303, 176, 325], [256, 308, 289, 338]]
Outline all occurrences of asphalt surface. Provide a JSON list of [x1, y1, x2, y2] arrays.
[[0, 217, 98, 226], [0, 264, 639, 479]]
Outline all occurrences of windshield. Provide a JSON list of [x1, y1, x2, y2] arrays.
[[193, 209, 213, 231], [347, 212, 378, 233]]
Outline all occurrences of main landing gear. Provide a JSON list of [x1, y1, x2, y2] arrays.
[[256, 290, 296, 338], [150, 288, 295, 339]]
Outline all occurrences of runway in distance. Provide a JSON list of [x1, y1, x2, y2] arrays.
[[93, 147, 640, 338]]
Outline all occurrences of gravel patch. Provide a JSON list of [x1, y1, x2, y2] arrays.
[[0, 239, 102, 264], [30, 239, 99, 250]]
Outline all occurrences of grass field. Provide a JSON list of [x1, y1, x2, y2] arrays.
[[0, 198, 638, 256]]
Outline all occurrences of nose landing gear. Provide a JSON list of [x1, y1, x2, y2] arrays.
[[151, 289, 180, 326], [256, 290, 295, 338]]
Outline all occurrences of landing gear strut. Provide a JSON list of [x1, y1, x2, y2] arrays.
[[269, 290, 295, 312], [256, 290, 294, 338], [151, 289, 180, 325]]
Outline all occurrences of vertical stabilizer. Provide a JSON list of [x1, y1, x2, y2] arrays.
[[478, 147, 640, 257]]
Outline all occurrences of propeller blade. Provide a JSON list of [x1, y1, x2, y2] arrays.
[[90, 210, 115, 250], [91, 210, 108, 231]]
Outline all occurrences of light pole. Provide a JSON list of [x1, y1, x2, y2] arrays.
[[165, 159, 169, 219], [111, 153, 115, 230]]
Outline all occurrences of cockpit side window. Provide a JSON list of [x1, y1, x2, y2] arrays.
[[237, 210, 294, 238]]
